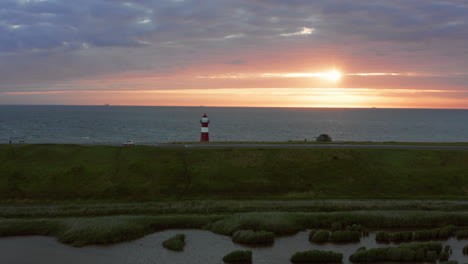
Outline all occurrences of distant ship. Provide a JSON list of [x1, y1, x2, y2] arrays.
[[104, 104, 110, 107]]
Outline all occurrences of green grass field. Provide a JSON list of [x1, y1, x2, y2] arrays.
[[1, 144, 467, 201]]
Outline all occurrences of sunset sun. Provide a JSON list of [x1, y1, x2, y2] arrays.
[[322, 70, 342, 82]]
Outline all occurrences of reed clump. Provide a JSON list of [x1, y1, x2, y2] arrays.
[[291, 250, 343, 263], [3, 201, 468, 218], [1, 212, 468, 247], [456, 229, 468, 239], [377, 226, 457, 243], [209, 213, 299, 236], [463, 244, 468, 255], [309, 230, 330, 243], [439, 245, 452, 261], [222, 250, 252, 263], [162, 234, 185, 251], [349, 242, 444, 262], [346, 224, 368, 234], [331, 223, 369, 238], [309, 229, 361, 243], [0, 215, 220, 247], [330, 230, 361, 242], [231, 230, 274, 245], [414, 226, 457, 240], [376, 231, 413, 243]]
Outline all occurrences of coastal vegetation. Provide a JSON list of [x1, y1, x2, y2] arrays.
[[329, 230, 361, 242], [309, 230, 330, 243], [1, 211, 468, 246], [376, 226, 458, 243], [414, 226, 457, 240], [349, 242, 446, 262], [456, 229, 468, 239], [1, 144, 468, 201], [222, 250, 252, 263], [231, 230, 274, 245], [162, 234, 185, 251], [376, 231, 414, 243], [0, 215, 221, 247], [309, 229, 363, 243], [2, 200, 468, 218], [290, 250, 343, 263], [0, 143, 467, 256]]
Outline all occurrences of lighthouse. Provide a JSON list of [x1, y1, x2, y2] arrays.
[[200, 113, 210, 142]]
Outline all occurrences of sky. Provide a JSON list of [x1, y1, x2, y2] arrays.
[[1, 0, 468, 108]]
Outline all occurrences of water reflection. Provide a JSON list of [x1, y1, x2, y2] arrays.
[[0, 230, 466, 264]]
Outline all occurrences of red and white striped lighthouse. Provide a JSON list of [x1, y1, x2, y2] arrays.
[[200, 113, 210, 142]]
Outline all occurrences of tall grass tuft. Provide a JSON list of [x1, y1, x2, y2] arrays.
[[349, 242, 443, 262], [222, 250, 252, 263], [331, 222, 344, 231], [162, 234, 185, 251], [463, 245, 468, 255], [413, 226, 457, 240], [0, 215, 220, 247], [376, 231, 413, 243], [232, 230, 274, 245], [291, 250, 343, 263], [456, 229, 468, 239], [330, 230, 361, 242], [3, 200, 468, 218], [1, 211, 467, 247], [309, 230, 330, 243], [308, 230, 317, 241], [443, 245, 452, 254], [375, 231, 391, 242], [209, 213, 299, 236], [439, 251, 450, 261], [346, 224, 369, 236]]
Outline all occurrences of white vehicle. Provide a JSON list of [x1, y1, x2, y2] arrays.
[[124, 140, 134, 147]]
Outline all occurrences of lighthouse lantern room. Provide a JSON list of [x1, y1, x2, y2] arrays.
[[200, 113, 210, 142]]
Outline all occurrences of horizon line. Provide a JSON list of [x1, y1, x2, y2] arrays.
[[1, 104, 468, 110]]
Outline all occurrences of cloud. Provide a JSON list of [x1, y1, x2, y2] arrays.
[[224, 59, 246, 65], [0, 0, 467, 93], [0, 0, 156, 53], [280, 27, 314, 37], [1, 0, 467, 54]]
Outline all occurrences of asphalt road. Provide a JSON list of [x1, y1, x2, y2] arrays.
[[155, 143, 468, 150], [1, 199, 467, 209], [5, 142, 468, 150]]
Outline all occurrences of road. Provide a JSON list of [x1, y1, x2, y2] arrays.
[[154, 143, 468, 150], [1, 199, 467, 209], [5, 142, 468, 150]]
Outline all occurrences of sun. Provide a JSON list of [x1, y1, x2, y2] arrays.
[[322, 70, 342, 82]]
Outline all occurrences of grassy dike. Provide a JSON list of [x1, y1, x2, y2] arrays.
[[1, 144, 467, 246], [1, 144, 468, 200]]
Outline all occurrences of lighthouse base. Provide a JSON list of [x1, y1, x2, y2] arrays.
[[201, 133, 209, 142]]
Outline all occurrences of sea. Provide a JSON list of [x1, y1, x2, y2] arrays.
[[1, 105, 468, 144]]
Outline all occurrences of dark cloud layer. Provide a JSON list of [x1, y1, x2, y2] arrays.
[[1, 0, 466, 53], [0, 0, 467, 87]]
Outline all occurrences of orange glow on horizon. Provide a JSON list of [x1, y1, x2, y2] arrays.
[[4, 87, 468, 109], [4, 59, 468, 109]]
